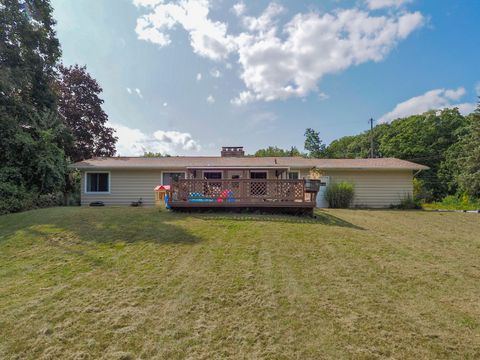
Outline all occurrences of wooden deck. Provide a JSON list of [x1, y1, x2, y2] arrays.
[[167, 179, 316, 210]]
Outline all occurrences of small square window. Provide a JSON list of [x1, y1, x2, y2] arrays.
[[86, 173, 109, 192]]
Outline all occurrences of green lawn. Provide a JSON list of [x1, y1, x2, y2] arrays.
[[1, 208, 479, 359]]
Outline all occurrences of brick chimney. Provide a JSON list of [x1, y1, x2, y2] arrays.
[[221, 146, 245, 157]]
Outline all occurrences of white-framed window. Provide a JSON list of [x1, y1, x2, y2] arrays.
[[162, 172, 186, 185], [288, 171, 299, 180], [85, 172, 110, 193]]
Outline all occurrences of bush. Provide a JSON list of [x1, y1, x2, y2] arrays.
[[413, 178, 433, 203], [0, 181, 65, 215], [422, 194, 480, 211], [0, 182, 35, 215], [391, 194, 421, 209], [324, 182, 355, 208]]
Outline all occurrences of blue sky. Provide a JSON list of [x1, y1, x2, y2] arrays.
[[51, 0, 480, 156]]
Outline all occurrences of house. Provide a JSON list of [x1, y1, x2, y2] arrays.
[[71, 146, 428, 209]]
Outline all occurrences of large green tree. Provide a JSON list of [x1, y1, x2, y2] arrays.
[[0, 0, 68, 213], [324, 109, 470, 199], [457, 101, 480, 196]]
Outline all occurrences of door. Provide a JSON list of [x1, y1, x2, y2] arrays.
[[316, 176, 330, 208]]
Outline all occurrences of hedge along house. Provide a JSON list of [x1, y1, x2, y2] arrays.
[[71, 146, 428, 209]]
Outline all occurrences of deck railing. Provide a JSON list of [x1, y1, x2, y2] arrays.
[[168, 179, 315, 205]]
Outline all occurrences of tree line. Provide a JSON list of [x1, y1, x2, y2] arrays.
[[1, 0, 117, 214], [255, 106, 480, 201]]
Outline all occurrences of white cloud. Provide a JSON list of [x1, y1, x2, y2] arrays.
[[133, 0, 163, 8], [366, 0, 413, 10], [379, 87, 476, 123], [163, 102, 168, 107], [126, 87, 132, 94], [234, 8, 424, 104], [196, 73, 202, 81], [111, 123, 201, 155], [232, 2, 246, 17], [210, 68, 222, 78], [134, 1, 424, 104], [135, 88, 143, 98], [242, 2, 285, 32], [134, 0, 236, 61], [206, 95, 215, 104]]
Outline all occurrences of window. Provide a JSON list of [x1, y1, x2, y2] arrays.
[[204, 171, 222, 179], [288, 172, 299, 180], [250, 171, 267, 179], [162, 172, 185, 185], [86, 172, 109, 193]]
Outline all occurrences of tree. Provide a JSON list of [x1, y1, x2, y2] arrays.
[[56, 64, 117, 162], [143, 152, 171, 157], [0, 0, 68, 214], [255, 146, 302, 157], [458, 100, 480, 196], [304, 128, 327, 158]]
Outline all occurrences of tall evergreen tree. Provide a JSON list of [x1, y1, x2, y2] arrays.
[[304, 128, 327, 158]]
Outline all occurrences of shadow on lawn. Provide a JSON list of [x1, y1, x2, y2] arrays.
[[190, 210, 364, 230], [2, 208, 201, 246]]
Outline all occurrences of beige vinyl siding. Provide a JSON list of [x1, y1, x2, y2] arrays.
[[81, 169, 170, 206], [290, 168, 414, 208], [325, 170, 413, 208]]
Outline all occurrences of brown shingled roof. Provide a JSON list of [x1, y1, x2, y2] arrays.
[[71, 156, 429, 170]]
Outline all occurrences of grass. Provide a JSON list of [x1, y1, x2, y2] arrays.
[[1, 207, 480, 359]]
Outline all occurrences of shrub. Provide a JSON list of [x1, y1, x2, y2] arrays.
[[413, 178, 433, 203], [0, 182, 35, 215], [391, 194, 421, 210], [422, 194, 480, 211], [324, 182, 355, 208]]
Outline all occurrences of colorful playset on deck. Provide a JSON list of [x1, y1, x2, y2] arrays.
[[155, 185, 236, 209]]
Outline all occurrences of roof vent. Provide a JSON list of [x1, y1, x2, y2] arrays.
[[221, 146, 245, 157]]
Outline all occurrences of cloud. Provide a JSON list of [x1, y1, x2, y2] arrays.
[[242, 2, 285, 32], [232, 2, 246, 17], [232, 7, 424, 104], [318, 92, 330, 101], [126, 87, 132, 94], [135, 88, 143, 98], [134, 1, 424, 104], [379, 87, 476, 123], [210, 68, 222, 78], [196, 73, 202, 81], [134, 0, 236, 61], [133, 0, 163, 8], [206, 95, 215, 104], [163, 102, 168, 107], [366, 0, 413, 10], [111, 123, 200, 155]]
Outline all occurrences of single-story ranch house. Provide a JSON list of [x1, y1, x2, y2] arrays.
[[71, 147, 428, 210]]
